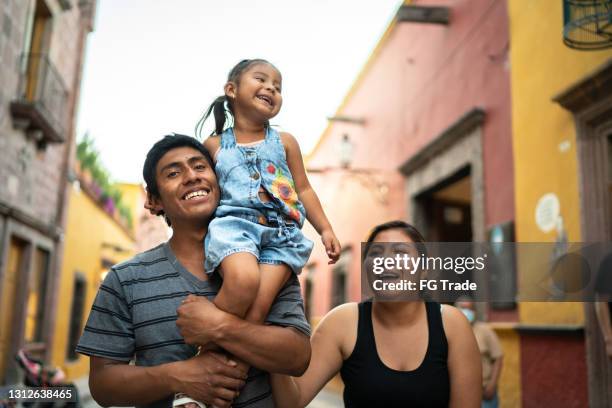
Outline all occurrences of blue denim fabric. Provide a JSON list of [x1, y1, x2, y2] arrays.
[[204, 212, 314, 274], [482, 391, 499, 408], [214, 126, 307, 226]]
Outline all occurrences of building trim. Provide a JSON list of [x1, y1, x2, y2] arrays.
[[553, 59, 612, 112], [399, 107, 486, 176], [400, 107, 486, 242], [554, 59, 612, 408], [0, 217, 55, 383], [514, 324, 584, 337], [78, 177, 135, 240], [396, 5, 450, 25], [400, 108, 486, 318], [0, 200, 61, 240]]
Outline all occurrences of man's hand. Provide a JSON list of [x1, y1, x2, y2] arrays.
[[321, 230, 341, 264], [177, 295, 225, 346], [174, 351, 247, 408], [483, 382, 496, 400]]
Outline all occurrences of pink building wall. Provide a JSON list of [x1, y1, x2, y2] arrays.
[[303, 0, 513, 319]]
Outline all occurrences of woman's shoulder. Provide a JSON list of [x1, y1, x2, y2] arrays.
[[329, 302, 359, 317], [319, 302, 358, 327], [315, 302, 360, 358]]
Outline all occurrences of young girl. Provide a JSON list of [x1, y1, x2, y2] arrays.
[[176, 59, 340, 408]]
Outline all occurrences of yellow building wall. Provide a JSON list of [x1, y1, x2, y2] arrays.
[[117, 182, 145, 235], [507, 1, 612, 325], [51, 184, 136, 380], [492, 325, 521, 407]]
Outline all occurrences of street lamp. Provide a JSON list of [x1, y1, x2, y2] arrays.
[[307, 132, 388, 204], [339, 134, 353, 169]]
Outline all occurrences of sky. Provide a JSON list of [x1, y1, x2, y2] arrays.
[[76, 0, 401, 183]]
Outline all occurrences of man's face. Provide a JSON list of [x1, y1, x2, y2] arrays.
[[149, 146, 219, 225]]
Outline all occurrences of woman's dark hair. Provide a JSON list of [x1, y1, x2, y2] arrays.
[[364, 220, 427, 257], [364, 220, 430, 301], [195, 58, 278, 138]]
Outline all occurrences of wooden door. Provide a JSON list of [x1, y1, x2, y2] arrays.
[[0, 238, 27, 384]]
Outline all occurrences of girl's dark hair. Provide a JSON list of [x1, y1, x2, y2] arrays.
[[195, 58, 277, 138], [364, 220, 427, 257]]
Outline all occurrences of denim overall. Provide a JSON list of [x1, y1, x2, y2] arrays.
[[204, 127, 313, 274]]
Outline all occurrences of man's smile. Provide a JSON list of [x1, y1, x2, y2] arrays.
[[182, 187, 211, 200]]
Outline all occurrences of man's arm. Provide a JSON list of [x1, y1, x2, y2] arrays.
[[484, 356, 503, 400], [79, 268, 246, 407], [89, 352, 246, 408], [483, 324, 504, 400], [177, 295, 310, 375]]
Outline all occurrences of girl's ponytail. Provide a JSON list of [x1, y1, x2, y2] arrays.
[[195, 95, 229, 139]]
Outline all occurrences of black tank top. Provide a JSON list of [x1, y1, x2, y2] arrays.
[[340, 301, 450, 407]]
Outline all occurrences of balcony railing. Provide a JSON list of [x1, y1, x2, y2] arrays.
[[10, 53, 69, 144]]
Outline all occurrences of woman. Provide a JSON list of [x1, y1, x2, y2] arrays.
[[272, 220, 482, 407]]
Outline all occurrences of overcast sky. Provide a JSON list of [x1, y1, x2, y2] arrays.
[[76, 0, 401, 183]]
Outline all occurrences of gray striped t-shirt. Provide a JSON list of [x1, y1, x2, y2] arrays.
[[76, 242, 310, 408]]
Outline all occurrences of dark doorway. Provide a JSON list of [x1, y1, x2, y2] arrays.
[[415, 166, 472, 242]]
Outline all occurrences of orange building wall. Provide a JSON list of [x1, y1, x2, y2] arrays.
[[304, 0, 513, 317]]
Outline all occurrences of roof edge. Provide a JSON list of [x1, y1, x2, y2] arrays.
[[306, 0, 409, 164]]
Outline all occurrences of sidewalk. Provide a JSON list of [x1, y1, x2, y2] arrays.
[[74, 376, 343, 408], [306, 388, 343, 408], [73, 376, 101, 408]]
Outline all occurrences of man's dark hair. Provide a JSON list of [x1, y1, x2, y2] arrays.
[[142, 133, 214, 198]]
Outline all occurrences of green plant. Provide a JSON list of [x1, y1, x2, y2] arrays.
[[119, 206, 133, 229], [76, 133, 134, 230]]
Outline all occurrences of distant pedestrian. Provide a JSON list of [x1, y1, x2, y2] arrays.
[[456, 299, 504, 408]]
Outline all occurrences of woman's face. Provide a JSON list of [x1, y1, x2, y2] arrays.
[[364, 228, 422, 301]]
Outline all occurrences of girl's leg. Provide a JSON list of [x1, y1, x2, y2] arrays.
[[245, 263, 292, 324], [174, 253, 260, 408], [214, 252, 260, 318], [223, 263, 291, 390]]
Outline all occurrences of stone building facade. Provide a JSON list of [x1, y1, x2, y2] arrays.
[[0, 0, 96, 385]]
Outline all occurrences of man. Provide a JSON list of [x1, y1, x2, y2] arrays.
[[76, 134, 311, 408], [456, 299, 503, 408]]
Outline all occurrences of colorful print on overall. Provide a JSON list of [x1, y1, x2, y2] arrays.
[[267, 164, 301, 222]]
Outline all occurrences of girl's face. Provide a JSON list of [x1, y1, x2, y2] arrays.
[[227, 63, 283, 121]]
